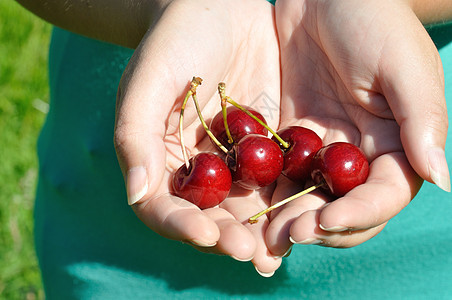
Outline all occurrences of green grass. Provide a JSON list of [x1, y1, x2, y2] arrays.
[[0, 1, 51, 299]]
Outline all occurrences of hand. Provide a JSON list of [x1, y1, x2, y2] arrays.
[[265, 0, 450, 256], [114, 0, 282, 275]]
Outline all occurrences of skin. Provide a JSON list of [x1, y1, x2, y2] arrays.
[[17, 0, 452, 276], [408, 0, 452, 23], [266, 0, 450, 257], [115, 0, 282, 275], [15, 0, 170, 48], [15, 0, 452, 49]]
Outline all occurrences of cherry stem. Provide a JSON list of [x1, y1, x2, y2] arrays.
[[218, 83, 234, 144], [223, 95, 290, 149], [191, 87, 229, 154], [179, 77, 202, 169], [248, 181, 325, 224]]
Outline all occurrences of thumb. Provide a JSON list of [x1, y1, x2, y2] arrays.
[[380, 22, 450, 192], [114, 59, 221, 244], [114, 19, 191, 205], [114, 53, 172, 205]]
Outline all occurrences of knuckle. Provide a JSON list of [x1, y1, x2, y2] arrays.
[[113, 120, 138, 153], [425, 101, 449, 140]]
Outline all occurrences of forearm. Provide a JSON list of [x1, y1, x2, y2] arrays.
[[15, 0, 171, 48], [406, 0, 452, 24]]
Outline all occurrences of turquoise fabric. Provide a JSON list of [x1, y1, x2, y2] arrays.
[[35, 23, 452, 299]]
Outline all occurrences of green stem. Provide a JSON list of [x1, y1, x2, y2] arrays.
[[218, 83, 234, 145], [179, 77, 202, 168], [222, 99, 233, 144], [191, 93, 229, 154], [179, 93, 192, 169], [225, 97, 290, 149], [248, 181, 325, 224]]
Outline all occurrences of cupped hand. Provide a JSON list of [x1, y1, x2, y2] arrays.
[[114, 0, 282, 275], [266, 0, 450, 256]]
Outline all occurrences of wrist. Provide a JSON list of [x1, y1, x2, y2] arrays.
[[402, 0, 452, 25]]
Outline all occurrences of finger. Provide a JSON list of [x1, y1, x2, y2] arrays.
[[317, 152, 423, 232], [265, 177, 327, 257], [289, 209, 387, 248], [221, 193, 282, 277], [379, 19, 450, 192], [133, 193, 220, 247], [196, 208, 256, 261]]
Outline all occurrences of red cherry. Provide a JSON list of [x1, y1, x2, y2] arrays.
[[172, 152, 232, 209], [311, 142, 369, 197], [272, 126, 323, 183], [210, 106, 268, 150], [226, 134, 284, 190]]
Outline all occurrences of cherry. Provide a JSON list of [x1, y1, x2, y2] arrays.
[[272, 126, 323, 183], [311, 142, 369, 197], [226, 134, 284, 190], [248, 141, 369, 223], [210, 106, 268, 150], [172, 152, 232, 209], [172, 77, 231, 209]]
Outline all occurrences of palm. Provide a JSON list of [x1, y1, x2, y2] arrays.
[[116, 0, 282, 273], [265, 0, 426, 255], [117, 0, 445, 275]]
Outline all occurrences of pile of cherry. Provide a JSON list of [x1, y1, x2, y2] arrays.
[[172, 77, 369, 223]]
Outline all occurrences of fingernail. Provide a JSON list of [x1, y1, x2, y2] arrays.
[[319, 224, 347, 232], [289, 236, 322, 245], [231, 255, 254, 262], [283, 246, 293, 257], [321, 202, 331, 209], [189, 239, 217, 247], [127, 166, 148, 205], [255, 266, 275, 278], [298, 238, 323, 245], [273, 246, 293, 259], [428, 147, 451, 192]]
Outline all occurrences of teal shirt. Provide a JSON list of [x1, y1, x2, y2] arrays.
[[35, 24, 452, 299]]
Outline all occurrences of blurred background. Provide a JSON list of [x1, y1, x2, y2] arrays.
[[0, 1, 51, 299]]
